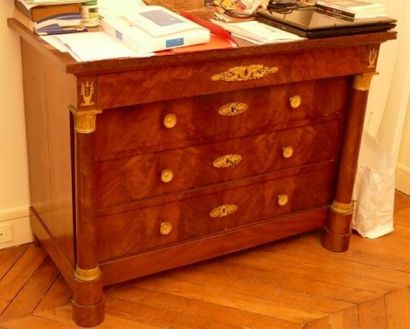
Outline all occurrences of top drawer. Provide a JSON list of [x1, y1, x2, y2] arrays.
[[96, 45, 368, 108], [95, 77, 348, 159]]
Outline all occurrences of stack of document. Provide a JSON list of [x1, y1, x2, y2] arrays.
[[38, 5, 215, 61], [41, 32, 150, 61], [211, 20, 303, 44]]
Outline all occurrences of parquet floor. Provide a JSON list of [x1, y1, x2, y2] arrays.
[[1, 192, 410, 329]]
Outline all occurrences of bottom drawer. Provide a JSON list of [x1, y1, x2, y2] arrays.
[[96, 164, 335, 261]]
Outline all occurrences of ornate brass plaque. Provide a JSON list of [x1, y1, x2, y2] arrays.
[[367, 48, 378, 68], [218, 102, 248, 116], [209, 204, 238, 218], [211, 64, 278, 82], [80, 81, 95, 107], [213, 154, 242, 168]]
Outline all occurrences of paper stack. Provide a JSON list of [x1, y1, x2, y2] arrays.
[[42, 32, 150, 62], [40, 6, 214, 61]]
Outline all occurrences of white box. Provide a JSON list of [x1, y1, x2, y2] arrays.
[[101, 6, 211, 53]]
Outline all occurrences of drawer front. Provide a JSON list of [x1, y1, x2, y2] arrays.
[[96, 45, 367, 108], [95, 77, 348, 159], [96, 164, 335, 261], [96, 120, 341, 209]]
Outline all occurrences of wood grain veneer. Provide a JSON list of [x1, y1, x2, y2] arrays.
[[95, 77, 348, 159], [96, 163, 335, 261], [10, 15, 396, 326], [96, 46, 369, 108], [100, 207, 330, 286], [96, 120, 341, 208]]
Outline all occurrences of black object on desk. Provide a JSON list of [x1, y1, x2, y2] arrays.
[[257, 7, 396, 38]]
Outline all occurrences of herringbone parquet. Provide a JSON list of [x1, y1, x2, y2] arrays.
[[0, 192, 409, 328]]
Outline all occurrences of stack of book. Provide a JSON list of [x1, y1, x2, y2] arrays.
[[315, 0, 387, 20], [13, 0, 86, 35]]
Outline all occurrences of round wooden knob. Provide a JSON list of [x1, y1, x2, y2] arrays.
[[289, 95, 302, 109], [163, 113, 177, 129], [282, 146, 294, 159], [161, 169, 174, 183], [277, 194, 289, 207], [159, 222, 173, 235]]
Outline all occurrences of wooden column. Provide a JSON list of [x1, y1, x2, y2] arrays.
[[70, 106, 105, 327], [322, 72, 375, 252]]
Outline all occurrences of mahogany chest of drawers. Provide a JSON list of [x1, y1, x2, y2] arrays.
[[10, 17, 395, 327]]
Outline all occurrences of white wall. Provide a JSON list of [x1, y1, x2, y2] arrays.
[[375, 1, 410, 159], [0, 1, 33, 248], [387, 0, 410, 196]]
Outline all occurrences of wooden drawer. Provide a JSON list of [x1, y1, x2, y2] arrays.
[[95, 77, 348, 159], [96, 120, 341, 209], [96, 164, 335, 261], [96, 45, 367, 108]]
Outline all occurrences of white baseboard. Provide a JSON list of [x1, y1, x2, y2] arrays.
[[396, 163, 410, 195], [0, 206, 33, 250]]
